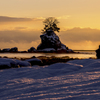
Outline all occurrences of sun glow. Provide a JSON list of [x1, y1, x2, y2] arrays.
[[0, 0, 100, 50]]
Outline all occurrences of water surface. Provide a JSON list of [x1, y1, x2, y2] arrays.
[[0, 50, 96, 59]]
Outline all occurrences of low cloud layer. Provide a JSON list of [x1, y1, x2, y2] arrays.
[[0, 15, 71, 23], [59, 27, 100, 50], [0, 16, 44, 22], [60, 27, 100, 42], [0, 27, 100, 50], [0, 16, 33, 22], [0, 30, 40, 43]]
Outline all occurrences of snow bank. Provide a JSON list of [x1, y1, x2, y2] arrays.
[[13, 59, 31, 67], [1, 59, 100, 99], [0, 58, 42, 69], [41, 63, 82, 77], [68, 59, 100, 72], [25, 58, 42, 65], [0, 58, 16, 69], [0, 58, 31, 69]]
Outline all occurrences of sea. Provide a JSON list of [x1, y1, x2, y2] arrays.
[[0, 50, 96, 59]]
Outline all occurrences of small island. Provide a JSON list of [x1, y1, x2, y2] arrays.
[[0, 17, 74, 53]]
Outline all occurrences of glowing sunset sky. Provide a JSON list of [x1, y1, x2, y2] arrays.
[[0, 0, 100, 50]]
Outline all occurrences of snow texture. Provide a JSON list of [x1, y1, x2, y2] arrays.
[[13, 59, 31, 67], [25, 58, 42, 65], [0, 59, 100, 99], [0, 58, 16, 68], [37, 30, 68, 52], [37, 48, 56, 52], [0, 58, 31, 68]]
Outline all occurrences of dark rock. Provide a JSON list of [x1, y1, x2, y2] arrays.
[[25, 58, 42, 66], [67, 49, 74, 53], [37, 30, 73, 53], [20, 51, 27, 53], [0, 58, 31, 69], [2, 48, 10, 52], [96, 45, 100, 59], [0, 58, 17, 69], [37, 30, 61, 50], [10, 47, 18, 52], [31, 56, 36, 58], [28, 47, 36, 52], [13, 59, 31, 67]]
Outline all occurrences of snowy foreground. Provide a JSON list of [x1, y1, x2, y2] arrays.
[[0, 59, 100, 100]]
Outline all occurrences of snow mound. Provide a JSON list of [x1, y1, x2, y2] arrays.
[[41, 63, 82, 77], [1, 59, 100, 99], [68, 59, 100, 72], [25, 58, 42, 65], [13, 59, 31, 67], [0, 58, 31, 69], [0, 58, 16, 69]]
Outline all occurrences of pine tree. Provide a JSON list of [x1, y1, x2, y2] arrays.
[[42, 17, 60, 34]]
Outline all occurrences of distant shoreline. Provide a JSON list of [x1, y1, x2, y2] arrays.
[[0, 50, 95, 53], [74, 50, 95, 51]]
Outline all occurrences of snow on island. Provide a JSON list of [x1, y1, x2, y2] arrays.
[[0, 58, 43, 69], [0, 30, 74, 53], [37, 30, 74, 53], [0, 59, 100, 99]]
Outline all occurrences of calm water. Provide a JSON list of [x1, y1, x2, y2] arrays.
[[0, 50, 96, 59]]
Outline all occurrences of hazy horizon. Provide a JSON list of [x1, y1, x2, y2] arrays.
[[0, 0, 100, 50]]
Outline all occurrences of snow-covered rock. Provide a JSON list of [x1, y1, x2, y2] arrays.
[[10, 47, 18, 52], [0, 58, 31, 69], [28, 47, 36, 52], [0, 58, 16, 69], [37, 48, 56, 52], [67, 49, 74, 53], [1, 47, 18, 52], [13, 59, 31, 67], [37, 30, 71, 53], [25, 58, 42, 65], [2, 48, 10, 52]]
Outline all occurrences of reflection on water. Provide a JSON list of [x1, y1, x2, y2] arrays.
[[0, 51, 96, 59]]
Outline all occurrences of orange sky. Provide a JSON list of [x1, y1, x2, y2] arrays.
[[0, 0, 100, 50]]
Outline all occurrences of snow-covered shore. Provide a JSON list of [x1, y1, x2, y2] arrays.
[[0, 59, 100, 100]]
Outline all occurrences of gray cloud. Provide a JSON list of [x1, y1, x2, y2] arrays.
[[0, 16, 44, 23], [0, 16, 33, 22], [0, 27, 100, 45], [0, 30, 41, 43], [60, 27, 100, 42]]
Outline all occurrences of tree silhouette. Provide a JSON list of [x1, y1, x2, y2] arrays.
[[42, 17, 60, 34]]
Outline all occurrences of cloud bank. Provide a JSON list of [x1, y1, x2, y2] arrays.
[[0, 30, 40, 43], [60, 27, 100, 42], [0, 16, 44, 22], [0, 15, 71, 23], [0, 27, 99, 50], [0, 16, 33, 22], [59, 27, 100, 50]]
